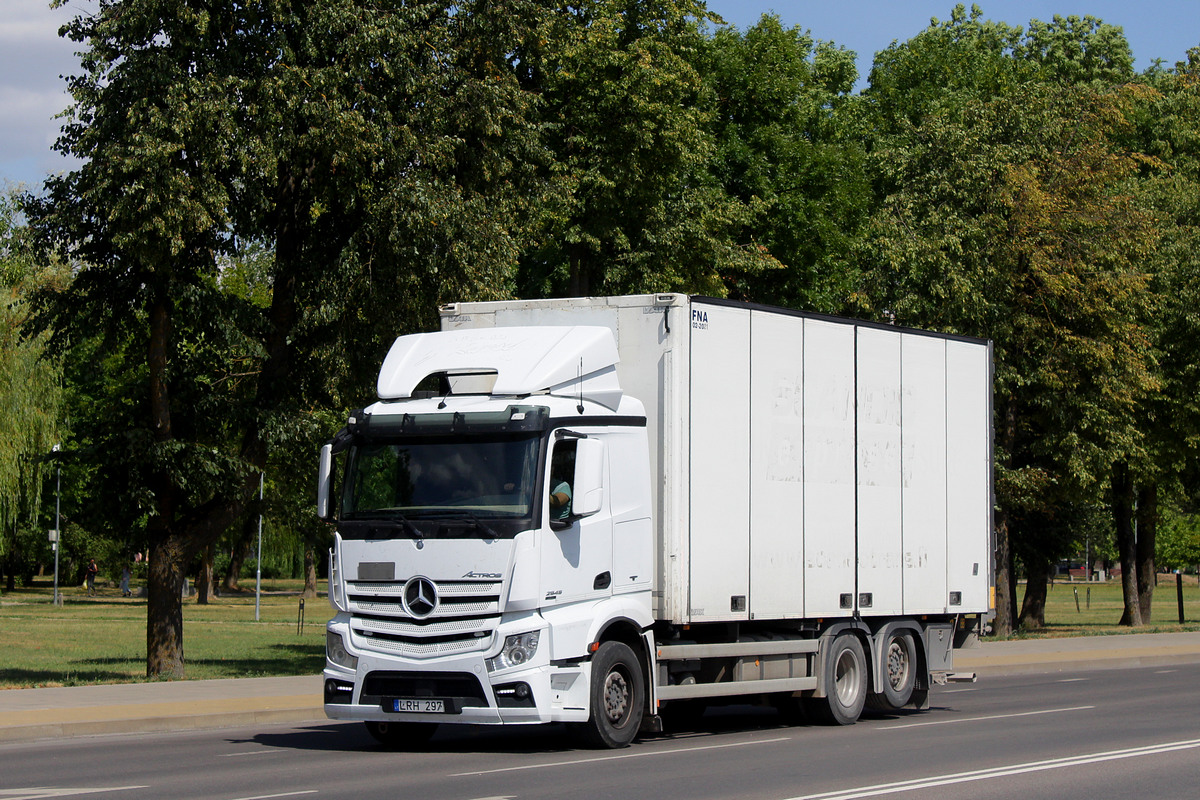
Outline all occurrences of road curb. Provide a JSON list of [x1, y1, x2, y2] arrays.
[[955, 644, 1200, 677], [0, 706, 325, 744]]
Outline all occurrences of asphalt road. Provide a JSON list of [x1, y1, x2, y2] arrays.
[[3, 663, 1199, 800]]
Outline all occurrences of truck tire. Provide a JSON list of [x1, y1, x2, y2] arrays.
[[876, 630, 917, 709], [576, 641, 645, 748], [807, 634, 867, 725], [364, 720, 438, 749]]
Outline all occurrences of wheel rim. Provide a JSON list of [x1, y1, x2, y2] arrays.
[[603, 668, 631, 723], [887, 640, 911, 691], [834, 648, 860, 705]]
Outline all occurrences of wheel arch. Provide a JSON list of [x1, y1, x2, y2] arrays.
[[867, 620, 927, 696], [592, 616, 653, 712], [813, 621, 871, 699]]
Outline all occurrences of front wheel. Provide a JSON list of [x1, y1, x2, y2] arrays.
[[575, 641, 645, 748]]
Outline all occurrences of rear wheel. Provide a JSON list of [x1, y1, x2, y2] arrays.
[[575, 641, 645, 748], [876, 631, 917, 709], [806, 634, 867, 725], [364, 720, 438, 749]]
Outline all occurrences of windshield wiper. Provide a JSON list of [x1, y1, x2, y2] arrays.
[[358, 510, 424, 541], [434, 511, 500, 540]]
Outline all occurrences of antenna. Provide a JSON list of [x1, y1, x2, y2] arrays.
[[577, 357, 585, 415]]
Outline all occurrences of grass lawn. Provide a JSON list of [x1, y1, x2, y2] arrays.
[[0, 578, 326, 689], [1008, 573, 1200, 638], [2, 574, 1199, 690]]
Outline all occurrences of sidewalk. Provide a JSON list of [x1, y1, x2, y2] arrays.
[[3, 631, 1199, 743], [0, 675, 323, 744]]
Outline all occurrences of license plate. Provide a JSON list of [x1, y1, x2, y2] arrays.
[[392, 698, 445, 713]]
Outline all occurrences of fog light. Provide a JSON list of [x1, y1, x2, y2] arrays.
[[324, 679, 354, 704], [493, 682, 535, 707]]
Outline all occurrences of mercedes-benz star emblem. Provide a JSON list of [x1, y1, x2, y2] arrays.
[[402, 576, 438, 618]]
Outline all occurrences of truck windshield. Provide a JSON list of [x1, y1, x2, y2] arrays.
[[339, 432, 542, 539]]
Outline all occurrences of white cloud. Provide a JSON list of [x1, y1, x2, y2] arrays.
[[0, 0, 86, 187]]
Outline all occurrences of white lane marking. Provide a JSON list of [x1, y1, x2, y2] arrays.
[[220, 750, 277, 757], [884, 705, 1094, 729], [1155, 669, 1178, 674], [226, 793, 318, 800], [0, 790, 149, 800], [450, 736, 791, 776], [940, 688, 976, 694], [782, 738, 1200, 800], [1056, 678, 1087, 683]]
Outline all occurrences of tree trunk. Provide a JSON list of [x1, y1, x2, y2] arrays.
[[991, 393, 1017, 637], [146, 536, 187, 678], [195, 544, 216, 604], [1113, 461, 1142, 626], [1018, 554, 1051, 630], [993, 509, 1014, 637], [302, 546, 318, 599], [1136, 483, 1157, 623], [145, 293, 187, 677], [222, 511, 258, 594]]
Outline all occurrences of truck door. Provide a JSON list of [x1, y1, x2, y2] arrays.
[[541, 435, 614, 606]]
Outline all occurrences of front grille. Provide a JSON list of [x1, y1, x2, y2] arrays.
[[360, 671, 489, 708], [356, 630, 495, 658], [346, 577, 502, 659]]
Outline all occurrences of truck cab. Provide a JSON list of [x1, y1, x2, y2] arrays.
[[320, 325, 655, 747]]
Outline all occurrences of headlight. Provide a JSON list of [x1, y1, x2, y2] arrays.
[[486, 631, 541, 672], [326, 630, 358, 670]]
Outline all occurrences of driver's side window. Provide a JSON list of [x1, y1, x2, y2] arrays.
[[548, 439, 576, 522]]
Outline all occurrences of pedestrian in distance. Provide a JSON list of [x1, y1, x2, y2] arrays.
[[120, 563, 132, 597], [85, 558, 99, 597]]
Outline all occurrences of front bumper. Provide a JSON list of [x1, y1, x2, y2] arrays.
[[324, 621, 591, 726]]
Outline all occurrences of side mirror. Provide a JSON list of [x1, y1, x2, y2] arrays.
[[317, 443, 334, 520], [572, 438, 605, 517]]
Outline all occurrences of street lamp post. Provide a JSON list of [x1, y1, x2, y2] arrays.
[[52, 444, 62, 606], [255, 472, 264, 622]]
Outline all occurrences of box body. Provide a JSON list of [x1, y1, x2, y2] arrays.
[[441, 294, 993, 625]]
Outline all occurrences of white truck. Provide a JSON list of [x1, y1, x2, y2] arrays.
[[318, 294, 993, 748]]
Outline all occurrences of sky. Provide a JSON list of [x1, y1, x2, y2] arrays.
[[2, 0, 1198, 192]]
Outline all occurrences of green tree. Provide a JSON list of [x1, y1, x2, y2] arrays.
[[27, 0, 549, 677], [1, 189, 64, 590], [704, 14, 868, 311], [860, 5, 1156, 634], [1121, 48, 1200, 623], [859, 81, 1158, 634], [517, 0, 760, 297], [1157, 506, 1200, 571], [1017, 13, 1134, 85]]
